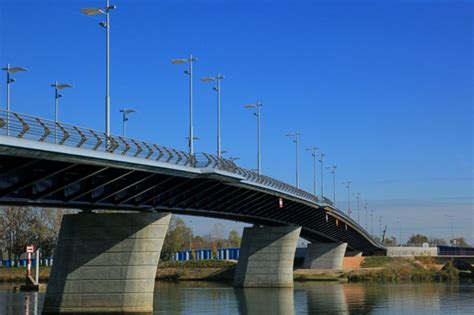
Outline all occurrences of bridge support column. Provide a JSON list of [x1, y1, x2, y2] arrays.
[[303, 242, 347, 270], [42, 212, 171, 314], [233, 225, 301, 288]]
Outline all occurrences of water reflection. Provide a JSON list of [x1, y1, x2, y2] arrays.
[[0, 280, 473, 314], [0, 284, 41, 315], [234, 287, 294, 314]]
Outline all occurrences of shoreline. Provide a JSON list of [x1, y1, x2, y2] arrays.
[[0, 265, 470, 284], [1, 257, 472, 284]]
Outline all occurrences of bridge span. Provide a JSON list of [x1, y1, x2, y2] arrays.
[[0, 110, 385, 313]]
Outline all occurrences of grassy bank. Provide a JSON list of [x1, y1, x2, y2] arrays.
[[345, 257, 460, 282], [0, 258, 465, 283], [0, 267, 51, 283]]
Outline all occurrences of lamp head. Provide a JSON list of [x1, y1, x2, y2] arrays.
[[171, 59, 188, 65], [81, 8, 105, 16]]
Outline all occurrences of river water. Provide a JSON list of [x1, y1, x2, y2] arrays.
[[1, 281, 473, 314]]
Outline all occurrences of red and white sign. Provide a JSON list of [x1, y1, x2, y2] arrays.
[[26, 245, 35, 253], [278, 197, 284, 208]]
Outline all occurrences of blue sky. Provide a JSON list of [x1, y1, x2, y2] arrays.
[[1, 0, 472, 244]]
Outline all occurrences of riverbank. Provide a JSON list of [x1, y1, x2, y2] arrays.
[[0, 257, 470, 283]]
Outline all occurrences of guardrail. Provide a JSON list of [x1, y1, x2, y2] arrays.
[[0, 110, 330, 206]]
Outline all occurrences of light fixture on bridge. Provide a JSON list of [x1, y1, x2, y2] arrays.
[[119, 107, 136, 138], [171, 55, 198, 157], [201, 74, 224, 158], [2, 64, 28, 112], [318, 153, 326, 199], [50, 81, 73, 143], [326, 165, 337, 207], [244, 102, 263, 175], [286, 132, 301, 189], [342, 181, 352, 217], [81, 0, 116, 140], [306, 146, 319, 197]]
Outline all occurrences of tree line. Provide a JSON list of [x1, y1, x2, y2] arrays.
[[0, 207, 241, 261], [382, 233, 469, 247]]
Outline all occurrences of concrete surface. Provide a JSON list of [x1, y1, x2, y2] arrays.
[[304, 242, 348, 270], [42, 212, 171, 314], [233, 225, 301, 288]]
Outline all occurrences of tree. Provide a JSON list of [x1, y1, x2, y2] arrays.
[[407, 234, 429, 246], [383, 235, 397, 246], [160, 216, 192, 260], [32, 208, 65, 257], [429, 237, 447, 246], [228, 229, 241, 248], [452, 237, 469, 247], [211, 224, 225, 248], [0, 207, 37, 260]]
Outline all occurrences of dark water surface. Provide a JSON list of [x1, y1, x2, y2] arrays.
[[1, 281, 473, 314]]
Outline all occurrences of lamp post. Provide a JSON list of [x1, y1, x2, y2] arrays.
[[378, 216, 383, 240], [342, 181, 352, 216], [50, 81, 73, 142], [306, 146, 318, 196], [286, 132, 301, 188], [172, 55, 198, 156], [327, 165, 337, 206], [244, 102, 263, 175], [364, 202, 369, 230], [370, 209, 375, 236], [318, 153, 325, 199], [445, 214, 454, 245], [397, 218, 402, 246], [119, 107, 136, 137], [2, 64, 28, 136], [81, 0, 116, 140], [2, 64, 28, 111], [202, 74, 224, 158], [353, 192, 360, 224]]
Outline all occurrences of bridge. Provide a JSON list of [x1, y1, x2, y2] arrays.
[[0, 110, 385, 314]]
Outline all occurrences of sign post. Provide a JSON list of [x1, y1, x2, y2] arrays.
[[26, 245, 34, 278]]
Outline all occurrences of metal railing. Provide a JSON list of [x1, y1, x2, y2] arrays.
[[0, 110, 331, 207]]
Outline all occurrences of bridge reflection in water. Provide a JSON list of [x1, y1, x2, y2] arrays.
[[1, 281, 473, 314]]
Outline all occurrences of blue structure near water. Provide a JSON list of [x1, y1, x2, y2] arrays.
[[0, 258, 54, 268], [174, 248, 240, 261]]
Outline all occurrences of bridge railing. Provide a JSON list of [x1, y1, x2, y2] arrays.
[[0, 110, 331, 206]]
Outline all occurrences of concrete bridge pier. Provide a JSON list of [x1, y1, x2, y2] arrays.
[[42, 212, 171, 314], [233, 225, 301, 288], [303, 242, 348, 270]]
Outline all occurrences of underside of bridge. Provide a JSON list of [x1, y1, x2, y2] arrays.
[[0, 147, 383, 255], [0, 136, 386, 314]]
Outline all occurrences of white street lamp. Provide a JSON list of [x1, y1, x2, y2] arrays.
[[119, 107, 136, 137], [2, 64, 28, 112], [342, 181, 352, 216], [2, 64, 28, 136], [364, 202, 369, 231], [353, 192, 361, 224], [202, 74, 224, 158], [318, 153, 326, 199], [81, 0, 117, 140], [326, 165, 337, 206], [50, 81, 73, 142], [286, 132, 301, 188], [244, 102, 263, 175], [306, 146, 318, 197], [172, 54, 198, 156]]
